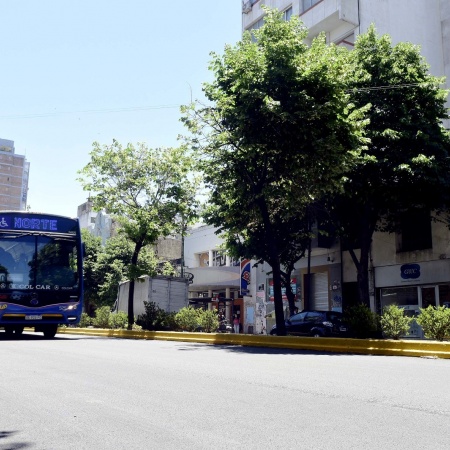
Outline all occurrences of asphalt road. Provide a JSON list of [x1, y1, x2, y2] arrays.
[[1, 331, 450, 450]]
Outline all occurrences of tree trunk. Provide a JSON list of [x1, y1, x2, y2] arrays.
[[127, 240, 144, 330], [281, 270, 296, 316], [347, 214, 375, 308], [257, 198, 286, 335]]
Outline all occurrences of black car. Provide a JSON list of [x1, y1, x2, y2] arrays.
[[270, 310, 348, 337]]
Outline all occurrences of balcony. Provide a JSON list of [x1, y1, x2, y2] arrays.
[[300, 0, 359, 43]]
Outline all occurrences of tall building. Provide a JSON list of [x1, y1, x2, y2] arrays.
[[0, 138, 30, 211]]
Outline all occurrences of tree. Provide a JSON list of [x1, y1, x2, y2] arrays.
[[94, 234, 158, 308], [182, 8, 366, 334], [81, 230, 159, 312], [332, 26, 450, 306], [78, 141, 198, 329], [81, 229, 102, 315]]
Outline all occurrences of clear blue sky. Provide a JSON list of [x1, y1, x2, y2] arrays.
[[1, 0, 242, 217]]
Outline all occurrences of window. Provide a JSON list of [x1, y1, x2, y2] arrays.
[[397, 209, 432, 252], [290, 312, 307, 324], [301, 0, 322, 14], [212, 250, 226, 267], [282, 7, 293, 21]]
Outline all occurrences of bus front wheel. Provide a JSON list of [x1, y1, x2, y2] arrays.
[[42, 325, 58, 339], [4, 326, 14, 337]]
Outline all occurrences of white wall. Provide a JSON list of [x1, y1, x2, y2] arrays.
[[184, 224, 223, 268]]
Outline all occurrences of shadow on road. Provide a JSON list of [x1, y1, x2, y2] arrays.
[[0, 332, 78, 341], [0, 430, 32, 450], [174, 342, 364, 357]]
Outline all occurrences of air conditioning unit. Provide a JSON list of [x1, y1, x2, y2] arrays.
[[242, 1, 252, 13]]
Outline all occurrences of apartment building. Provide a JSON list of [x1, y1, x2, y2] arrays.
[[0, 138, 30, 211], [238, 0, 450, 335]]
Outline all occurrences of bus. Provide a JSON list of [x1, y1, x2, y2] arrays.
[[0, 211, 84, 338]]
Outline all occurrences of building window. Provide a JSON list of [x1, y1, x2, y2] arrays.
[[283, 7, 293, 21], [336, 33, 355, 49], [248, 16, 264, 33], [212, 250, 227, 267], [301, 0, 322, 14], [397, 209, 432, 252]]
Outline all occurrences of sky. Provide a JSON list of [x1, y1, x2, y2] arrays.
[[1, 0, 243, 218]]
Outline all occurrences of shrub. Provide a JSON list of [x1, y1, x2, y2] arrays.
[[198, 309, 219, 333], [344, 303, 380, 339], [175, 306, 201, 332], [137, 301, 177, 331], [79, 312, 92, 328], [109, 311, 129, 329], [415, 305, 450, 341], [92, 306, 111, 328], [380, 305, 413, 339]]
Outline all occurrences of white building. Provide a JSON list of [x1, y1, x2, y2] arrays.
[[77, 200, 114, 245], [0, 138, 30, 211], [183, 224, 246, 329]]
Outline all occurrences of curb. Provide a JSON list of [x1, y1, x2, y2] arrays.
[[57, 327, 450, 359]]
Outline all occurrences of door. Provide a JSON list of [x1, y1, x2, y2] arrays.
[[420, 286, 438, 309], [310, 272, 329, 310]]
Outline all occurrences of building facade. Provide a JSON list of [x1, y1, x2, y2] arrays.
[[183, 224, 244, 329], [237, 0, 450, 335], [0, 138, 30, 211]]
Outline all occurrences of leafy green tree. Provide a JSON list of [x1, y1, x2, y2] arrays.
[[332, 26, 450, 306], [344, 303, 379, 339], [81, 229, 102, 315], [92, 305, 112, 328], [416, 305, 450, 341], [136, 301, 177, 331], [198, 309, 219, 333], [108, 311, 129, 329], [95, 234, 158, 308], [175, 306, 201, 332], [380, 304, 413, 340], [78, 141, 198, 329], [182, 8, 365, 334]]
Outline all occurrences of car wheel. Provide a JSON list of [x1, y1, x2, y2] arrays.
[[311, 330, 323, 338]]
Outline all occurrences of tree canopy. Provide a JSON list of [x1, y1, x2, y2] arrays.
[[78, 140, 199, 328], [182, 8, 366, 333], [332, 25, 450, 306]]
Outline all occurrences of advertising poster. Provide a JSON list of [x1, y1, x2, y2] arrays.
[[268, 278, 297, 301], [240, 259, 251, 296]]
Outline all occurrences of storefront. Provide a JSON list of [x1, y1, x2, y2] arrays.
[[375, 260, 450, 338]]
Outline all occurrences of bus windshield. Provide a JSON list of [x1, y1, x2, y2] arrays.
[[0, 235, 79, 291]]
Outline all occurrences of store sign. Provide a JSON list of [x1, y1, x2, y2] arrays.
[[401, 264, 421, 280]]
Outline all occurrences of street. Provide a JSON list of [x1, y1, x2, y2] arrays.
[[1, 332, 450, 449]]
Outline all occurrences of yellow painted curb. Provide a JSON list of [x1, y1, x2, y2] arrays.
[[57, 327, 450, 359]]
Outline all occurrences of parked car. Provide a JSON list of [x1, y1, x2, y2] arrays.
[[270, 310, 348, 337]]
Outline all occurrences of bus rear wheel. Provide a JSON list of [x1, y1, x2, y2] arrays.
[[42, 325, 58, 339]]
